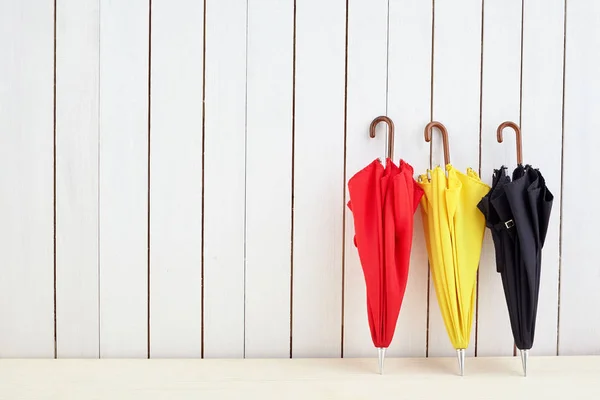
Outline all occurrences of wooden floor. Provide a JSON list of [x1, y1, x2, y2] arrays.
[[0, 356, 598, 399]]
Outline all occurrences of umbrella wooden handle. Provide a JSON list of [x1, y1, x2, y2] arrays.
[[497, 121, 523, 164], [369, 116, 395, 160], [424, 121, 451, 165]]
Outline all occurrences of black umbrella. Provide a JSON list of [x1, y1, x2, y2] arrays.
[[477, 121, 553, 377]]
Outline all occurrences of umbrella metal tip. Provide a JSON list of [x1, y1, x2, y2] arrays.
[[377, 347, 386, 375], [520, 349, 529, 377], [457, 349, 466, 376]]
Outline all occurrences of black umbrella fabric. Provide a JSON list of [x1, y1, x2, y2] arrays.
[[477, 164, 553, 375]]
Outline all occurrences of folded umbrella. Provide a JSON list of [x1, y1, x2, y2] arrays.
[[477, 122, 553, 376], [347, 116, 423, 374], [417, 122, 490, 376]]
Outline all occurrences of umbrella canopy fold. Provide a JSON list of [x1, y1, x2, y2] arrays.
[[348, 158, 423, 349], [477, 122, 553, 362], [478, 165, 553, 351], [418, 164, 490, 349], [417, 121, 490, 375], [346, 116, 423, 373]]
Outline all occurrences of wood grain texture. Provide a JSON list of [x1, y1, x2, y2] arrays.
[[0, 0, 55, 358], [203, 0, 246, 358], [520, 0, 564, 356], [386, 0, 433, 357], [98, 0, 149, 358], [343, 0, 389, 358], [55, 0, 100, 358], [559, 0, 600, 355], [244, 0, 294, 358], [149, 0, 203, 358], [476, 0, 522, 357], [1, 358, 600, 399], [429, 0, 483, 357], [291, 0, 346, 358]]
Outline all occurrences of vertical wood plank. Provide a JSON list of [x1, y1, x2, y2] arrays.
[[55, 0, 100, 358], [520, 0, 564, 356], [560, 0, 599, 355], [291, 0, 346, 358], [149, 0, 203, 358], [244, 0, 294, 358], [559, 0, 600, 356], [429, 0, 482, 357], [386, 0, 432, 357], [99, 0, 149, 358], [343, 0, 388, 358], [476, 0, 521, 357], [0, 0, 55, 358], [203, 0, 246, 358]]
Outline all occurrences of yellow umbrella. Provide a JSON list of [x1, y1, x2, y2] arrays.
[[417, 122, 490, 376]]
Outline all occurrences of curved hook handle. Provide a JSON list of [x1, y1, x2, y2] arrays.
[[369, 116, 395, 160], [497, 121, 522, 164], [424, 121, 451, 165]]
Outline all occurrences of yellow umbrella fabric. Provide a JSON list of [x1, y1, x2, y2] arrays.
[[418, 164, 490, 349]]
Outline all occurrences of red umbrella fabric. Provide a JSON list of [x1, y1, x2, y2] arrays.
[[347, 157, 423, 356]]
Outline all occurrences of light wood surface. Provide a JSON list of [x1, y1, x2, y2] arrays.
[[0, 357, 598, 399]]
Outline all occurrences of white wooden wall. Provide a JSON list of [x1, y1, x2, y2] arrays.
[[0, 0, 597, 358]]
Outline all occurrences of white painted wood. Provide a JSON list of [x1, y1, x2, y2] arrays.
[[2, 0, 599, 359], [55, 0, 100, 358], [99, 0, 149, 358], [343, 0, 389, 358], [0, 0, 55, 358], [476, 0, 521, 357], [559, 0, 600, 355], [203, 0, 246, 359], [244, 0, 294, 358], [429, 0, 482, 357], [149, 0, 203, 358], [1, 357, 600, 399], [520, 0, 564, 356], [386, 0, 433, 357], [291, 0, 345, 358]]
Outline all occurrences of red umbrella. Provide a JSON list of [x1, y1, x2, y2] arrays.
[[347, 116, 423, 373]]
